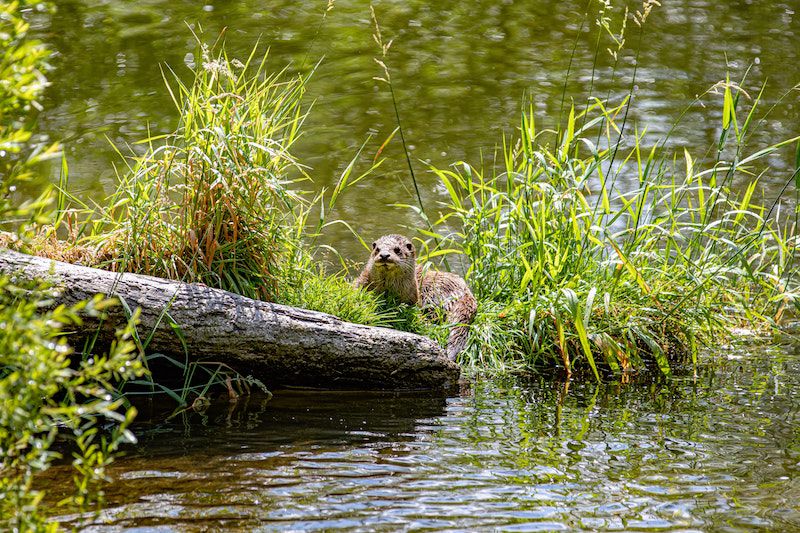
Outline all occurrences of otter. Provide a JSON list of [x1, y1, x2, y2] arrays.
[[355, 234, 477, 361]]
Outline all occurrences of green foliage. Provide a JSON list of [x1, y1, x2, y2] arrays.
[[0, 0, 59, 223], [278, 265, 439, 340], [69, 39, 405, 338], [0, 280, 146, 530], [1, 2, 149, 529], [0, 0, 51, 139], [280, 267, 388, 325], [428, 98, 799, 377], [122, 356, 270, 417], [382, 298, 434, 336]]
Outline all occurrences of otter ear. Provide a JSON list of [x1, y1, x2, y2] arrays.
[[371, 241, 377, 250], [406, 243, 413, 251]]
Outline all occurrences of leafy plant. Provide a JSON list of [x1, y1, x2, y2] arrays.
[[1, 2, 150, 528], [0, 0, 59, 227], [0, 286, 146, 530]]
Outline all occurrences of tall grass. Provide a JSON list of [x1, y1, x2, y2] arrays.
[[38, 39, 439, 406], [62, 39, 426, 333], [25, 6, 799, 387], [426, 97, 799, 378], [82, 42, 309, 301]]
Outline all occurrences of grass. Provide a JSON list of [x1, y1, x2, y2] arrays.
[[44, 37, 433, 334], [362, 1, 799, 378], [73, 39, 311, 301], [12, 7, 800, 385], [61, 37, 438, 331], [422, 96, 799, 378], [7, 2, 796, 529], [58, 38, 418, 327]]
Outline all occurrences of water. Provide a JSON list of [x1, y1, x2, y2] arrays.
[[30, 0, 800, 255], [43, 342, 800, 531], [25, 2, 800, 529]]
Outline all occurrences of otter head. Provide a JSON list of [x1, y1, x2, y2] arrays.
[[370, 234, 416, 272]]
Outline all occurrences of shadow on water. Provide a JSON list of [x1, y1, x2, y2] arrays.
[[41, 343, 800, 531], [132, 389, 452, 453]]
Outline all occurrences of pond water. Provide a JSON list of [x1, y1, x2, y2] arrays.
[[43, 341, 800, 531], [31, 0, 800, 254], [24, 2, 800, 530]]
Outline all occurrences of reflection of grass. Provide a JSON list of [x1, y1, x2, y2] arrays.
[[425, 97, 799, 378]]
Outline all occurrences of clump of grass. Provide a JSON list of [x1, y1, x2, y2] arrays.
[[49, 37, 434, 351], [279, 266, 439, 338], [281, 268, 390, 325], [427, 96, 799, 378], [83, 40, 309, 301], [68, 39, 409, 332]]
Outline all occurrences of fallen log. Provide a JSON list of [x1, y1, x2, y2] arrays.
[[0, 249, 460, 390]]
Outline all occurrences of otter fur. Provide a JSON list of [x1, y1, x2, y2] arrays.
[[355, 234, 477, 360]]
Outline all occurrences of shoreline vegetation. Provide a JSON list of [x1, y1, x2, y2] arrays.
[[2, 1, 145, 528], [1, 0, 799, 528], [15, 38, 800, 379]]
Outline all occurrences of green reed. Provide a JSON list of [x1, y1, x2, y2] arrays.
[[426, 96, 799, 378], [406, 0, 798, 378], [82, 40, 309, 301]]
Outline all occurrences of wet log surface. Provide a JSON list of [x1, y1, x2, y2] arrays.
[[0, 249, 460, 390]]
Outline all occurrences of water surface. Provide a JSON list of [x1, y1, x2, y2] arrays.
[[25, 5, 800, 529], [30, 0, 800, 253], [44, 343, 800, 531]]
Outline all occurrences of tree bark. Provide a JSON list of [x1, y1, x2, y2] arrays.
[[0, 249, 460, 390]]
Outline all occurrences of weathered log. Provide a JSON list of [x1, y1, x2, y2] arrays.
[[0, 249, 460, 390]]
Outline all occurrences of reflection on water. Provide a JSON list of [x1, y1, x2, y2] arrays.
[[31, 0, 800, 255], [43, 345, 800, 531]]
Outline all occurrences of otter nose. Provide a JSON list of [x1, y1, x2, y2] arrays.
[[379, 252, 390, 260]]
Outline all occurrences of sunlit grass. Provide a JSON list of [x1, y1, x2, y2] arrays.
[[57, 39, 428, 336], [13, 12, 799, 384], [79, 41, 310, 301], [425, 95, 800, 378]]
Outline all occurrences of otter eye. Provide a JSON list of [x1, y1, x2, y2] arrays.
[[394, 247, 401, 255], [406, 243, 413, 251], [371, 241, 377, 250]]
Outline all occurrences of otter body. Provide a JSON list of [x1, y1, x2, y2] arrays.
[[355, 234, 477, 360]]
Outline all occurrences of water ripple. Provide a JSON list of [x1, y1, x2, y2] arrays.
[[42, 350, 800, 531]]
